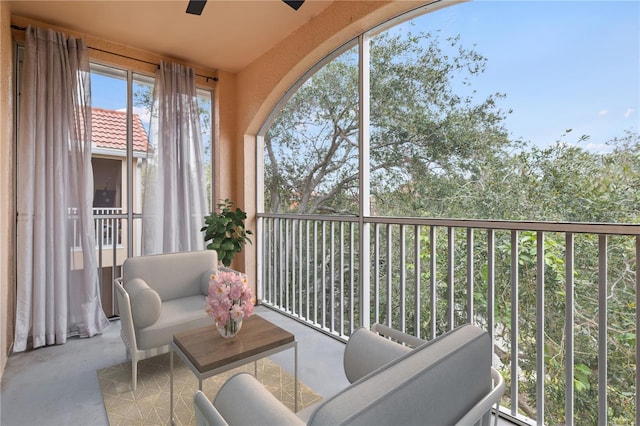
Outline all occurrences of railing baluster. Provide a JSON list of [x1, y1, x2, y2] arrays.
[[386, 223, 393, 328], [536, 231, 545, 426], [374, 223, 380, 325], [598, 235, 608, 425], [349, 222, 355, 335], [340, 221, 345, 335], [488, 229, 495, 359], [400, 224, 406, 333], [285, 218, 290, 312], [510, 230, 519, 417], [266, 218, 270, 303], [466, 228, 474, 323], [565, 232, 575, 425], [271, 218, 275, 306], [292, 219, 296, 315], [304, 220, 315, 319], [314, 220, 319, 326], [430, 226, 437, 339], [279, 218, 284, 309], [330, 221, 336, 333], [447, 227, 454, 331], [414, 225, 421, 339], [321, 221, 327, 329], [299, 219, 303, 318]]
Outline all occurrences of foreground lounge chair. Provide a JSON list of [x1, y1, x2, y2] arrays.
[[194, 323, 505, 426]]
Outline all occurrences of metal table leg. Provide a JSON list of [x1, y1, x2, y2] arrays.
[[170, 346, 175, 425], [294, 341, 298, 412]]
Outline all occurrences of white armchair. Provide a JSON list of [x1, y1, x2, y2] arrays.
[[115, 250, 218, 390], [194, 323, 505, 426]]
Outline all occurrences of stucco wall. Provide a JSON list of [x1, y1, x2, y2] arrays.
[[0, 0, 15, 379]]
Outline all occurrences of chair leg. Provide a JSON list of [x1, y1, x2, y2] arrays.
[[131, 359, 138, 391]]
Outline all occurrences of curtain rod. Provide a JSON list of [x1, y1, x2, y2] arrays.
[[11, 24, 219, 82]]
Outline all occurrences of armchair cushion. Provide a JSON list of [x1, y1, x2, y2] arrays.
[[125, 278, 162, 329], [136, 295, 211, 350]]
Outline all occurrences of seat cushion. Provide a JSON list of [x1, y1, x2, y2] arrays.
[[135, 295, 212, 350], [307, 324, 491, 426]]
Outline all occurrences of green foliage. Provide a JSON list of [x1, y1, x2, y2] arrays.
[[263, 21, 640, 424], [201, 199, 253, 267]]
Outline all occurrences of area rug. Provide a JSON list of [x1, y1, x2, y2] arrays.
[[97, 353, 322, 425]]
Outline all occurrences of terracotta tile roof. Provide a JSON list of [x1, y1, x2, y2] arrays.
[[92, 107, 149, 152]]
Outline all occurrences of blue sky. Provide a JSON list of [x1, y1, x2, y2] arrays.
[[92, 1, 639, 153], [414, 0, 640, 152], [91, 73, 125, 111]]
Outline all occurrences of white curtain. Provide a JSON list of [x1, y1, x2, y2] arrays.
[[15, 27, 109, 352], [142, 61, 207, 254]]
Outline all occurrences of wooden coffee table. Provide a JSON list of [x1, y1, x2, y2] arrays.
[[169, 315, 298, 423]]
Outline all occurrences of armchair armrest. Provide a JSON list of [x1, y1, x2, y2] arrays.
[[343, 326, 412, 383], [454, 367, 505, 426], [114, 278, 137, 352], [213, 373, 304, 425], [194, 391, 229, 426]]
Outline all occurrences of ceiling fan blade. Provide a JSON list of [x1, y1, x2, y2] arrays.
[[282, 0, 305, 11], [186, 0, 207, 15]]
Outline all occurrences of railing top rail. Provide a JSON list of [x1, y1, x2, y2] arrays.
[[259, 213, 359, 222], [258, 213, 640, 235]]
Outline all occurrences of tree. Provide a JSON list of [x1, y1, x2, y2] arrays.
[[263, 23, 640, 424], [265, 32, 513, 215]]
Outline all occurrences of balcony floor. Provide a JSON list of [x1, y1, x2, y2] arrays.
[[0, 306, 350, 426], [1, 305, 512, 425]]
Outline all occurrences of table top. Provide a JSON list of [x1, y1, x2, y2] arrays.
[[172, 315, 295, 374]]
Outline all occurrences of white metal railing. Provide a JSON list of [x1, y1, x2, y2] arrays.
[[92, 207, 124, 248], [258, 213, 640, 425], [70, 207, 124, 249]]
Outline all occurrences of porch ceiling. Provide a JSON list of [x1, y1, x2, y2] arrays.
[[8, 0, 334, 73]]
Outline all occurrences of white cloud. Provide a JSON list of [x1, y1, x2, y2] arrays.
[[598, 109, 609, 116], [585, 142, 611, 153], [624, 108, 635, 118]]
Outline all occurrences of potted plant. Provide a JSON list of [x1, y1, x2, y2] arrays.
[[201, 199, 253, 267]]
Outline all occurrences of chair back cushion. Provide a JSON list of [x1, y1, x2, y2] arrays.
[[308, 324, 491, 426], [123, 250, 218, 301]]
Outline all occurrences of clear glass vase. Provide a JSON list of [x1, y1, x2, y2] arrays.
[[217, 318, 243, 338]]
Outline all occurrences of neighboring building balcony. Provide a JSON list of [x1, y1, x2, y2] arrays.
[[70, 207, 125, 252], [257, 213, 640, 425]]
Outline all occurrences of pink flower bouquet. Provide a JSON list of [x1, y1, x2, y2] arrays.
[[205, 270, 254, 337]]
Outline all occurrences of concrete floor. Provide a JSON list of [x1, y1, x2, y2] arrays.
[[0, 306, 349, 426]]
